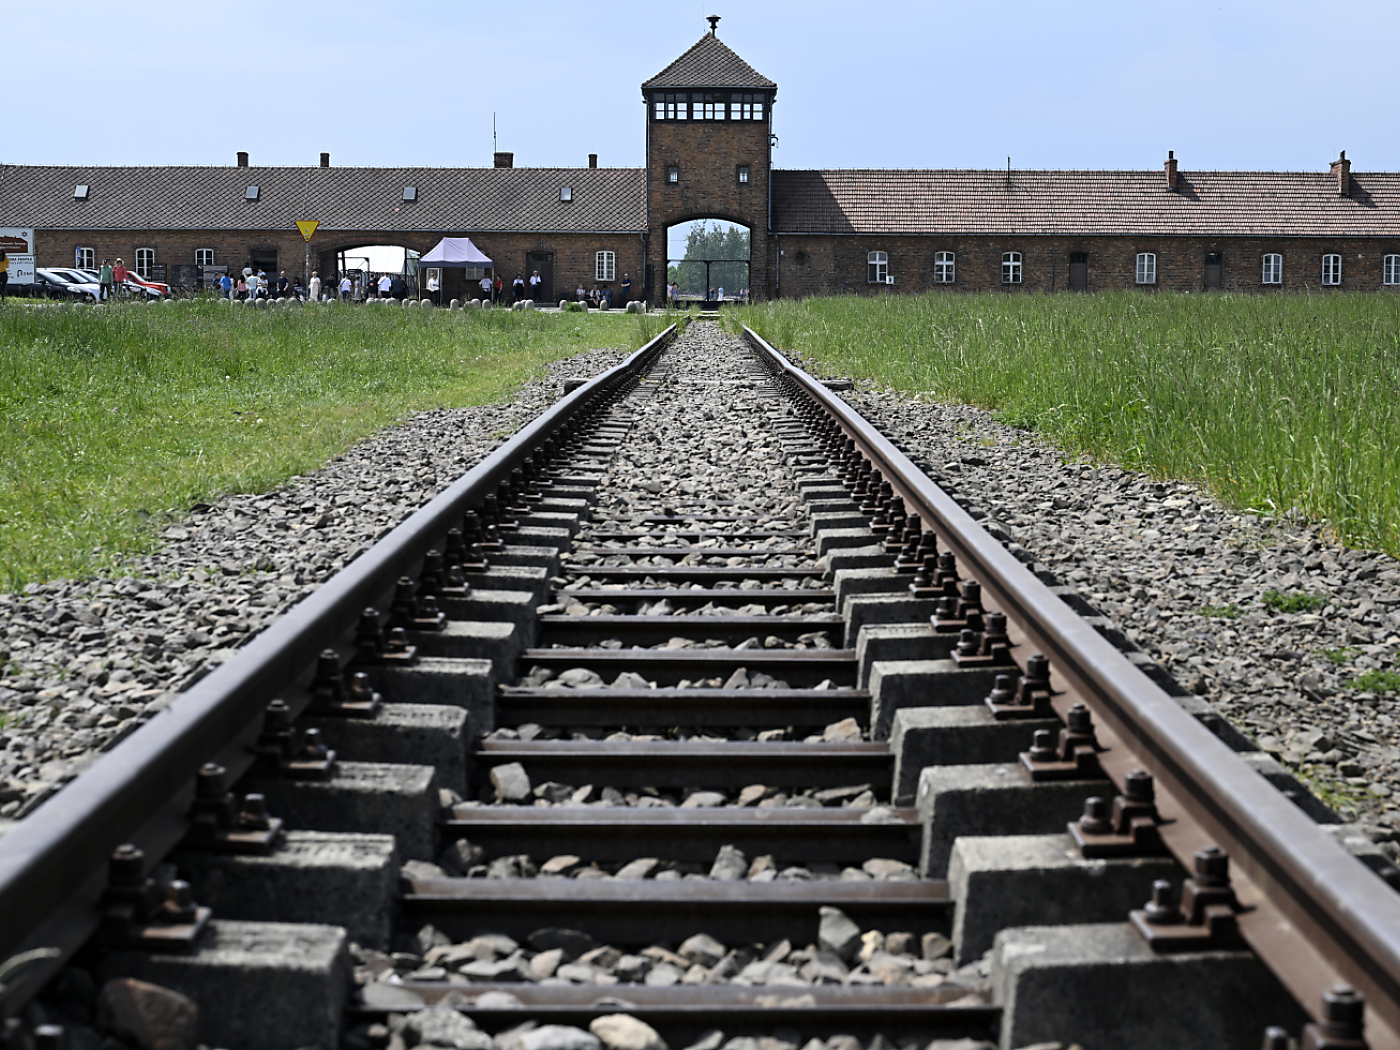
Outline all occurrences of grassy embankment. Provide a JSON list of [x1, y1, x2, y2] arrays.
[[735, 292, 1400, 557], [0, 301, 667, 588]]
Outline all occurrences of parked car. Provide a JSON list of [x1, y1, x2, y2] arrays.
[[77, 268, 171, 298], [35, 268, 101, 302]]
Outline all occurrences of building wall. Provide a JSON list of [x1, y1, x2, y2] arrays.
[[36, 228, 645, 301], [770, 234, 1400, 295], [646, 116, 771, 301]]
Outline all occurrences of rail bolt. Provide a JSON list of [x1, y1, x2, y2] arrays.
[[196, 762, 229, 797], [986, 673, 1018, 705], [1142, 880, 1181, 924], [1194, 845, 1231, 887], [1028, 729, 1058, 762], [1079, 796, 1113, 834], [1262, 1027, 1290, 1050], [1124, 768, 1155, 805], [34, 1026, 65, 1050]]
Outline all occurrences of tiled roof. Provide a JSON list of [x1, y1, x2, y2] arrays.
[[0, 164, 646, 233], [642, 33, 776, 91], [771, 169, 1400, 238]]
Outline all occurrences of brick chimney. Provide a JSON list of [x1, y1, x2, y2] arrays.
[[589, 153, 598, 169], [494, 152, 514, 169], [1331, 150, 1351, 196], [237, 151, 249, 168], [1164, 150, 1178, 192], [320, 152, 330, 168]]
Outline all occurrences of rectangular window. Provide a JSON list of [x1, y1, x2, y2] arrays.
[[653, 92, 684, 120], [666, 165, 679, 184], [1135, 252, 1157, 285], [732, 93, 765, 120], [1262, 253, 1283, 284], [1322, 253, 1342, 286], [934, 251, 955, 284], [1385, 255, 1400, 286], [76, 247, 95, 269], [595, 251, 616, 282], [697, 93, 724, 120], [195, 248, 214, 267], [135, 248, 155, 278], [867, 251, 888, 284], [737, 165, 750, 184], [1002, 252, 1022, 285]]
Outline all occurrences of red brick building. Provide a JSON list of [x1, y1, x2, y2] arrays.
[[4, 22, 1399, 300]]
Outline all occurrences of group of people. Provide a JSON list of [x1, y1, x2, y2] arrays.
[[473, 270, 545, 304], [217, 266, 305, 301], [571, 273, 631, 310], [664, 282, 749, 306]]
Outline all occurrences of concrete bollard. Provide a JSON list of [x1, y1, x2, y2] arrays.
[[255, 298, 268, 309], [449, 298, 460, 309], [559, 299, 569, 310], [403, 298, 414, 307], [469, 298, 481, 309]]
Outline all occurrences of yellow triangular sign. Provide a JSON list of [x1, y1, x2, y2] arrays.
[[295, 220, 320, 242]]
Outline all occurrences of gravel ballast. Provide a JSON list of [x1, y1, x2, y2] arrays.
[[0, 348, 628, 820]]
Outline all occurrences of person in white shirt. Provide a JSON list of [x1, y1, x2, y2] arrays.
[[717, 286, 724, 302], [308, 272, 321, 302], [339, 275, 352, 301], [426, 273, 440, 305], [479, 275, 492, 300], [529, 270, 541, 297], [377, 274, 393, 299], [576, 284, 586, 301]]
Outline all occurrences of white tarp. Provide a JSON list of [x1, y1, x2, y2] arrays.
[[0, 227, 35, 284]]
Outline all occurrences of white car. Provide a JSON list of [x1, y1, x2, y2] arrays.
[[36, 268, 101, 302]]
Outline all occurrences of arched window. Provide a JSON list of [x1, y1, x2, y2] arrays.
[[1002, 252, 1022, 285], [1322, 254, 1342, 286], [1384, 255, 1400, 286], [1135, 253, 1157, 285], [934, 252, 955, 284], [868, 251, 888, 284], [1262, 253, 1283, 285]]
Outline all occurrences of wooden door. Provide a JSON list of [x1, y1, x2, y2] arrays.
[[1069, 252, 1088, 291], [527, 252, 554, 302], [1204, 253, 1222, 290]]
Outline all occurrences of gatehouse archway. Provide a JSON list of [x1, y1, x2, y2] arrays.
[[665, 219, 751, 305]]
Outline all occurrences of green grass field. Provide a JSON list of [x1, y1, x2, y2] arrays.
[[0, 301, 664, 588], [735, 292, 1400, 556]]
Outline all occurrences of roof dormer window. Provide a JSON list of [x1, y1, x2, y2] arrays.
[[74, 184, 89, 199], [560, 187, 573, 202], [402, 186, 417, 202], [244, 185, 259, 200]]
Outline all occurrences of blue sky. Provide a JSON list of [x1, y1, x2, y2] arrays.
[[9, 0, 1397, 173]]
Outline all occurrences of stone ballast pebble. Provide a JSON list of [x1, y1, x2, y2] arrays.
[[0, 348, 629, 820]]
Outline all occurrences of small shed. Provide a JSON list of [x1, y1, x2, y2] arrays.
[[420, 237, 494, 301]]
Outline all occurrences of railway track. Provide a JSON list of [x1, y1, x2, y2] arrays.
[[0, 319, 1397, 1050]]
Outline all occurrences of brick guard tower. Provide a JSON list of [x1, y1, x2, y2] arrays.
[[643, 17, 776, 301]]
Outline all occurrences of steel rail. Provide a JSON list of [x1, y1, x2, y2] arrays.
[[0, 322, 680, 993], [744, 325, 1400, 1047]]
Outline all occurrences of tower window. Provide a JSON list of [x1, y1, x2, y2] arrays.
[[737, 165, 750, 184], [595, 251, 616, 282], [653, 92, 685, 120], [1262, 253, 1283, 284], [732, 93, 765, 120], [1002, 252, 1023, 285], [666, 165, 679, 184], [697, 93, 725, 120], [1322, 253, 1342, 286], [934, 251, 955, 284], [1135, 252, 1157, 285], [867, 251, 888, 284]]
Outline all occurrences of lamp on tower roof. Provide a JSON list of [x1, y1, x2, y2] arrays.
[[707, 14, 720, 34]]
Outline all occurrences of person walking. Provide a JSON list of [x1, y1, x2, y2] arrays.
[[99, 258, 114, 301], [236, 275, 247, 300], [377, 273, 392, 299], [113, 258, 129, 298], [479, 273, 492, 301], [620, 272, 631, 304], [0, 250, 8, 302], [219, 271, 233, 300], [308, 271, 321, 302], [339, 274, 352, 301]]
